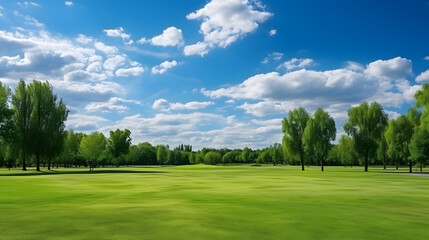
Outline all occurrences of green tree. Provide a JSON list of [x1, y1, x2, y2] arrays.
[[79, 132, 107, 170], [107, 129, 132, 167], [377, 133, 388, 170], [337, 135, 358, 167], [270, 143, 282, 166], [45, 96, 68, 170], [303, 108, 336, 171], [63, 130, 81, 167], [409, 118, 429, 172], [410, 84, 429, 172], [241, 147, 251, 163], [385, 116, 414, 172], [344, 102, 388, 171], [0, 82, 14, 142], [28, 80, 66, 171], [282, 107, 310, 171], [156, 145, 168, 164], [204, 151, 221, 165], [11, 80, 32, 171]]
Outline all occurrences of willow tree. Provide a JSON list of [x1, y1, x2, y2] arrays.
[[303, 108, 336, 171], [282, 107, 310, 171], [344, 102, 388, 172]]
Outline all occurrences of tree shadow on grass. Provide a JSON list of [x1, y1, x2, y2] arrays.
[[0, 169, 167, 177]]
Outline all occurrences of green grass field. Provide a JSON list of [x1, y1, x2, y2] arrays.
[[1, 165, 428, 240]]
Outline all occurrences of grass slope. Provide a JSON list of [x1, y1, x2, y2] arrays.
[[0, 165, 428, 240]]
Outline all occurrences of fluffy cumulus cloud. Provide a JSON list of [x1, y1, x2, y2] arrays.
[[94, 41, 118, 55], [103, 27, 131, 41], [364, 57, 412, 80], [138, 27, 184, 47], [75, 34, 93, 44], [203, 57, 421, 128], [0, 17, 144, 106], [416, 70, 429, 82], [184, 0, 273, 56], [152, 98, 214, 111], [65, 1, 73, 6], [151, 60, 177, 74], [85, 97, 141, 112]]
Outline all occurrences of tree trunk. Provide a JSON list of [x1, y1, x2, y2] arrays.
[[383, 152, 386, 170], [36, 152, 40, 171], [300, 151, 304, 171], [409, 159, 412, 173], [421, 159, 423, 172], [22, 155, 27, 171], [364, 150, 368, 172], [396, 160, 399, 170], [48, 157, 51, 170], [321, 158, 324, 171]]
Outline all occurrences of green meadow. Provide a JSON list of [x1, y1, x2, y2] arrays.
[[1, 165, 428, 240]]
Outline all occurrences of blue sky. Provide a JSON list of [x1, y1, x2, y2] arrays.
[[1, 0, 429, 149]]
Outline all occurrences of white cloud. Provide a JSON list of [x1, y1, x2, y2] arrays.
[[279, 58, 313, 71], [364, 56, 412, 80], [0, 25, 142, 106], [65, 1, 73, 6], [86, 97, 140, 112], [116, 66, 144, 77], [75, 34, 93, 44], [136, 37, 148, 44], [13, 10, 44, 28], [238, 101, 292, 116], [86, 61, 103, 72], [103, 27, 131, 40], [18, 2, 40, 7], [424, 56, 429, 61], [416, 69, 429, 82], [153, 98, 214, 111], [269, 29, 277, 36], [94, 41, 118, 55], [103, 55, 126, 72], [184, 0, 273, 56], [261, 52, 283, 64], [66, 114, 108, 129], [203, 57, 420, 123], [150, 27, 184, 47], [151, 60, 178, 74], [184, 42, 209, 57]]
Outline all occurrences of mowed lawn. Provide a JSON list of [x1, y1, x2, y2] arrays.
[[0, 165, 428, 240]]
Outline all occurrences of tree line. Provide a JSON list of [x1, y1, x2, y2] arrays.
[[0, 80, 428, 172]]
